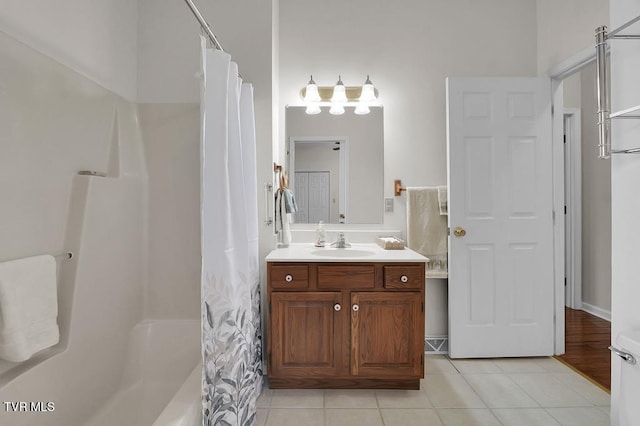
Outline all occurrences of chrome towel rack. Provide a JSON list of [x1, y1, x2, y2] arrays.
[[595, 15, 640, 159]]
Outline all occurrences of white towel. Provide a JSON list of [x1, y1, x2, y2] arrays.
[[0, 255, 60, 362], [406, 187, 448, 262], [437, 185, 448, 216]]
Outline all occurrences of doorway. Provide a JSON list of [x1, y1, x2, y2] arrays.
[[556, 61, 612, 391]]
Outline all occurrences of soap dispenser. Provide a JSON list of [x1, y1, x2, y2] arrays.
[[315, 221, 326, 247]]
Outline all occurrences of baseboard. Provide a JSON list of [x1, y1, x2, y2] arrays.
[[581, 302, 611, 322], [425, 335, 448, 354]]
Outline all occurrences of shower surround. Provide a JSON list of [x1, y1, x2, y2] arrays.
[[0, 31, 200, 425]]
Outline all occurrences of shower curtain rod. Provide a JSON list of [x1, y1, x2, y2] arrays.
[[183, 0, 224, 51]]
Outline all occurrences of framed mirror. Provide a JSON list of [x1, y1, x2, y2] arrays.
[[285, 106, 384, 224]]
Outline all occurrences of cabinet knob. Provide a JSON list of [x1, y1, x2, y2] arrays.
[[400, 275, 409, 283], [284, 274, 293, 282], [334, 303, 341, 312], [352, 304, 359, 312]]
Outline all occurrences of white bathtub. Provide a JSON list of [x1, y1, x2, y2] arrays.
[[85, 319, 200, 426], [153, 363, 202, 426]]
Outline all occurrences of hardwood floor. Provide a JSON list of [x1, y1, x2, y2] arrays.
[[556, 307, 611, 390]]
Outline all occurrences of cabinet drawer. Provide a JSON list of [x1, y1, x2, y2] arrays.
[[383, 265, 424, 289], [270, 265, 309, 289], [317, 265, 375, 289]]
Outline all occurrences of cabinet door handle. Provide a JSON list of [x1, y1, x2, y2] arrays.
[[400, 275, 409, 283], [352, 304, 359, 312], [334, 303, 341, 312], [284, 274, 293, 282]]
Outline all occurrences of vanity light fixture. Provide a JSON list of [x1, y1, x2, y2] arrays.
[[300, 75, 378, 115]]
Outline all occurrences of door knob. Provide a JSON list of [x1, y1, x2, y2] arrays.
[[453, 227, 466, 237], [352, 304, 359, 312], [334, 304, 341, 312]]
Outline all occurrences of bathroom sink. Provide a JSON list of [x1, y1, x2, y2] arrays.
[[310, 249, 376, 258]]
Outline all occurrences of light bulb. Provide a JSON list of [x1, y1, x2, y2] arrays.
[[359, 75, 376, 103], [331, 76, 348, 103], [354, 103, 370, 115], [329, 103, 345, 115], [303, 75, 321, 103], [305, 103, 321, 115]]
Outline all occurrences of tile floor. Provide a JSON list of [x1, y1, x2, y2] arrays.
[[255, 355, 610, 426]]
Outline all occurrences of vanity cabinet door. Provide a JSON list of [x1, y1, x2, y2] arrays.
[[270, 292, 342, 378], [350, 292, 424, 378]]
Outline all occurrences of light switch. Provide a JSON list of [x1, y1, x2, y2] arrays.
[[384, 198, 394, 212]]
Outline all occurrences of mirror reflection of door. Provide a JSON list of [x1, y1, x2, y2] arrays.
[[286, 106, 384, 224], [289, 138, 347, 223], [293, 171, 330, 223]]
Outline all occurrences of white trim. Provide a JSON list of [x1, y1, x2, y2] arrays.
[[563, 109, 583, 310], [551, 80, 566, 356], [581, 302, 612, 322], [547, 46, 598, 80], [548, 46, 596, 356]]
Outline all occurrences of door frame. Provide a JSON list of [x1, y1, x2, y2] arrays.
[[548, 46, 596, 354], [289, 136, 349, 222], [563, 108, 582, 310]]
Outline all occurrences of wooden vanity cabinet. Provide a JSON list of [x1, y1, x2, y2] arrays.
[[267, 261, 425, 389]]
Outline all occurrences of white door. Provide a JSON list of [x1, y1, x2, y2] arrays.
[[447, 77, 555, 358], [294, 171, 330, 224], [308, 172, 330, 223], [294, 172, 309, 223]]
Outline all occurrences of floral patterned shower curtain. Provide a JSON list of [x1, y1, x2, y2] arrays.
[[200, 37, 262, 426]]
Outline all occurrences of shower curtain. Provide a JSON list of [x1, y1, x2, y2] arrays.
[[200, 38, 262, 426]]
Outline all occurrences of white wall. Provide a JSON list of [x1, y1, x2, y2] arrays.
[[139, 104, 201, 318], [580, 62, 612, 314], [279, 0, 538, 234], [0, 0, 138, 100], [279, 0, 538, 336], [537, 0, 610, 74], [610, 0, 640, 423], [137, 0, 276, 318]]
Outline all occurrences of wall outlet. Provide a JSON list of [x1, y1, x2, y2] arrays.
[[384, 198, 394, 212]]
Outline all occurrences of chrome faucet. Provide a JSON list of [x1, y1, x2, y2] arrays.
[[330, 232, 351, 248]]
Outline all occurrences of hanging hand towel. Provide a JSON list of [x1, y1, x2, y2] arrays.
[[437, 185, 448, 216], [282, 188, 298, 214], [0, 255, 60, 362], [274, 190, 293, 246], [406, 187, 448, 264]]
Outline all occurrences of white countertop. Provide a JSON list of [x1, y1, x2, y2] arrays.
[[265, 243, 428, 263]]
